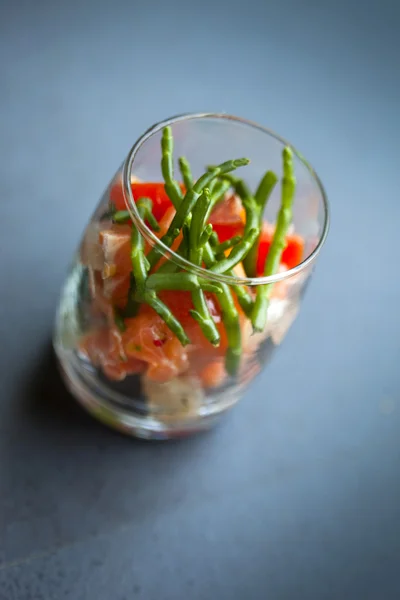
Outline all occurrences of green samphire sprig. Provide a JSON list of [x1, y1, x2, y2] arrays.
[[124, 197, 190, 346], [250, 147, 296, 332], [146, 134, 249, 272]]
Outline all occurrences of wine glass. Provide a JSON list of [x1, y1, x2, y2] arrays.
[[54, 113, 329, 440]]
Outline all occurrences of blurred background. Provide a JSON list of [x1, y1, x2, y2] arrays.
[[1, 0, 399, 598]]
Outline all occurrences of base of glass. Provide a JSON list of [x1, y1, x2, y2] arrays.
[[54, 347, 241, 440]]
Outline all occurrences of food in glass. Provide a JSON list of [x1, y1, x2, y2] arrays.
[[54, 114, 329, 439]]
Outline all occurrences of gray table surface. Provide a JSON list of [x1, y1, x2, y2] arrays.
[[1, 0, 399, 598]]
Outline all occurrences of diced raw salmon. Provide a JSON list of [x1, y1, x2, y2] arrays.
[[209, 194, 245, 242], [79, 328, 145, 381], [121, 308, 189, 383], [198, 360, 226, 388]]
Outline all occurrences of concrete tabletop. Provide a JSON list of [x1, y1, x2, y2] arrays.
[[1, 0, 399, 598]]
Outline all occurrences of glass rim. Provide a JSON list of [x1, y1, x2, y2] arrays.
[[122, 112, 330, 287]]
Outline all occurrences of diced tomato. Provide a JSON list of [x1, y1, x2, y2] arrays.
[[158, 290, 221, 326], [157, 290, 229, 369], [110, 180, 182, 221], [212, 222, 245, 243], [256, 230, 272, 276], [282, 234, 304, 270], [256, 226, 305, 276], [158, 290, 194, 323]]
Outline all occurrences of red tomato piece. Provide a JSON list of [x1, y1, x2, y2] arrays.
[[110, 180, 182, 221], [282, 234, 304, 270], [158, 290, 195, 323], [212, 222, 245, 243], [256, 228, 305, 276]]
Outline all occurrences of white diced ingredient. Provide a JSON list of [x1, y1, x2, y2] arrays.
[[142, 374, 204, 423], [269, 299, 299, 345]]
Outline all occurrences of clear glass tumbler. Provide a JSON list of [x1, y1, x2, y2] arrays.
[[53, 113, 329, 440]]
